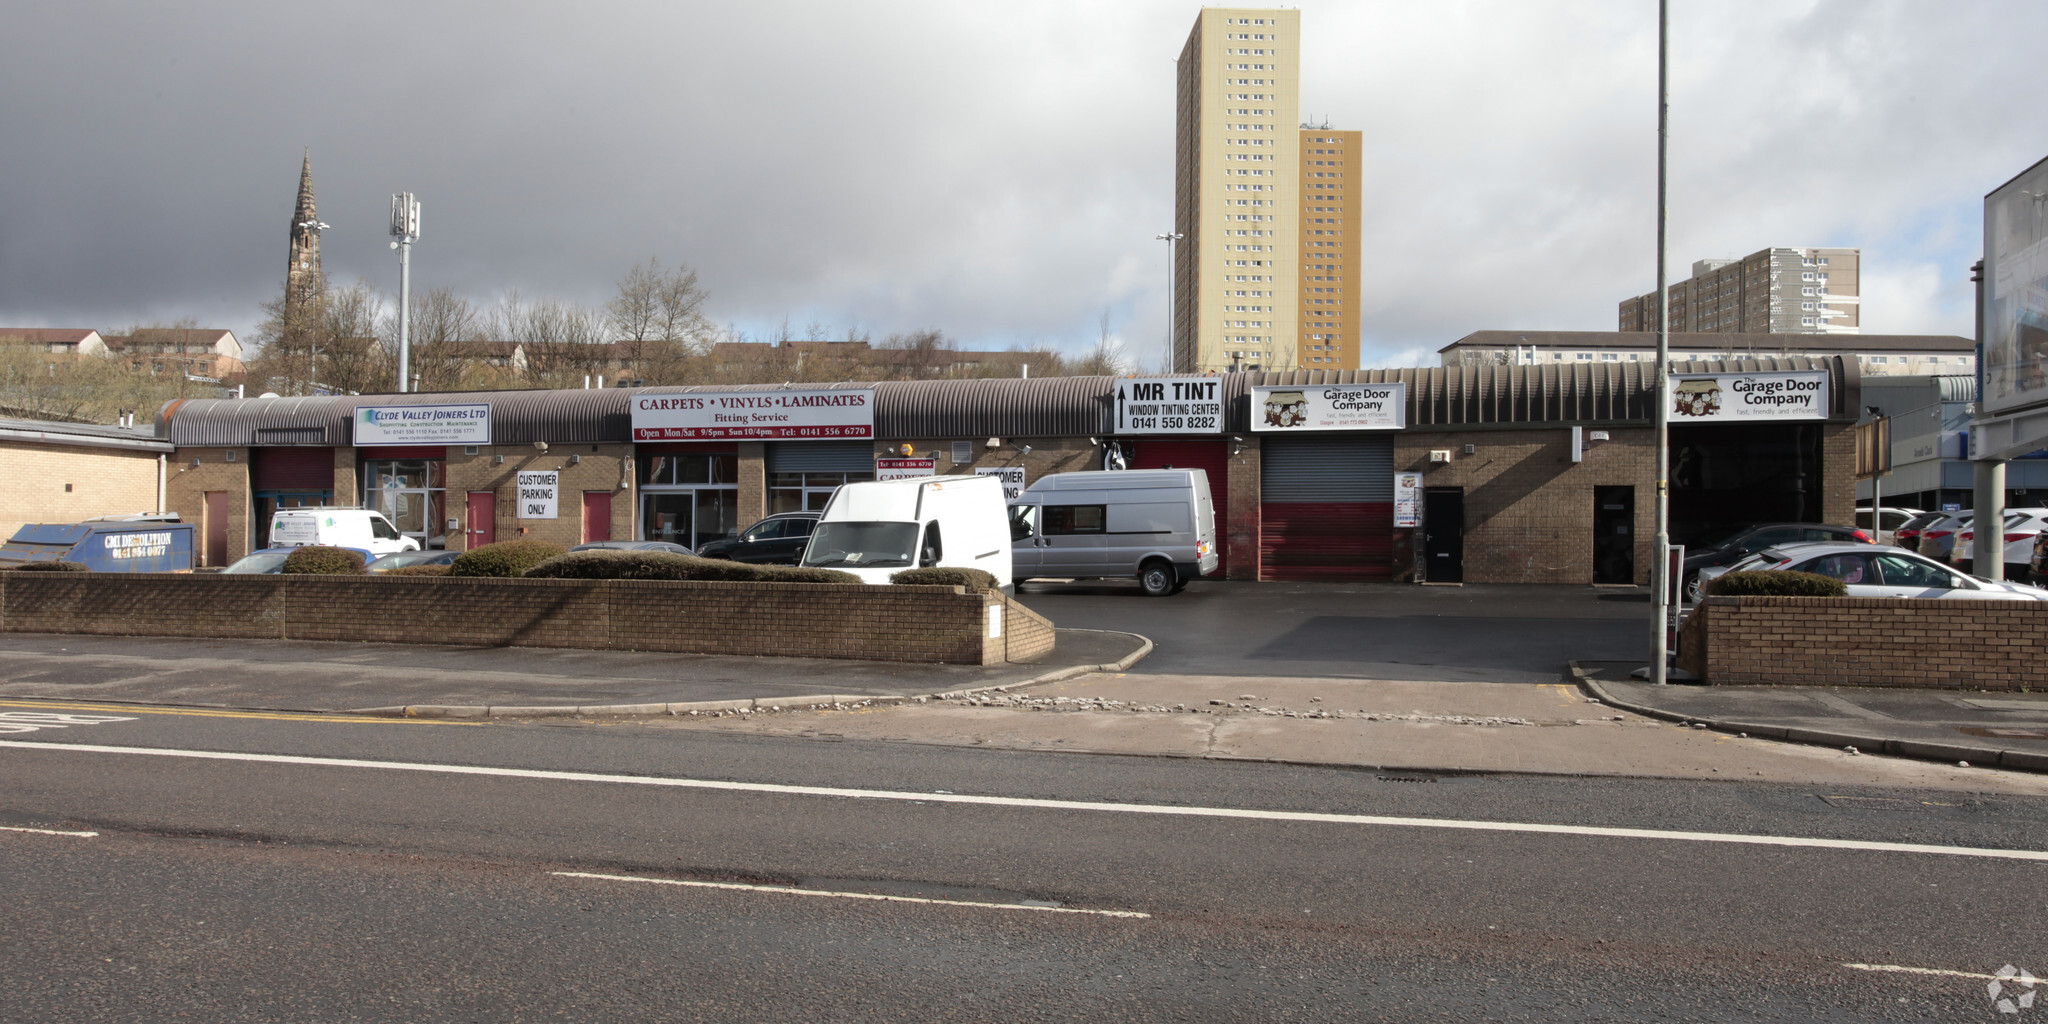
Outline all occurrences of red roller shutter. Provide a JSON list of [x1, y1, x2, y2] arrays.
[[1259, 435, 1394, 581], [1127, 439, 1230, 576], [251, 447, 335, 492]]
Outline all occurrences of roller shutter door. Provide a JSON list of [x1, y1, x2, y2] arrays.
[[1259, 435, 1394, 581], [1128, 439, 1230, 576], [767, 442, 875, 474]]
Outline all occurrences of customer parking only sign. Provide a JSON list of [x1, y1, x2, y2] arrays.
[[1668, 371, 1829, 422], [1115, 377, 1223, 434]]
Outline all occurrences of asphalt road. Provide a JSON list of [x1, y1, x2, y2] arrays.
[[1016, 580, 1650, 681], [2, 704, 2041, 1022]]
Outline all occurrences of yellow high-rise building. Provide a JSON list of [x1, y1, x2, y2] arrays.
[[1296, 128, 1360, 367], [1173, 8, 1301, 373]]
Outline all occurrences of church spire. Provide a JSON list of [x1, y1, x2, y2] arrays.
[[286, 150, 324, 324]]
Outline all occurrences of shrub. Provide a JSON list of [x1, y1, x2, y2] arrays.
[[755, 564, 862, 585], [890, 567, 1000, 591], [449, 539, 566, 578], [522, 549, 860, 585], [281, 546, 367, 575], [383, 564, 451, 577], [1705, 570, 1847, 598], [12, 561, 91, 572]]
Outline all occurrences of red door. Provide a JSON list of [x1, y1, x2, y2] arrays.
[[466, 491, 496, 549], [203, 491, 229, 566], [1127, 439, 1230, 576], [582, 491, 613, 543]]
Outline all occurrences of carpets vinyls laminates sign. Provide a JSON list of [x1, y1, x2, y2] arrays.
[[631, 390, 874, 441]]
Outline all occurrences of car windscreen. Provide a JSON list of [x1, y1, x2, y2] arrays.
[[367, 551, 431, 570], [801, 522, 919, 569], [223, 552, 293, 574]]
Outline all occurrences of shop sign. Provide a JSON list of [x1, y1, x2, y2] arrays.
[[975, 465, 1027, 502], [353, 403, 491, 445], [1668, 371, 1828, 422], [875, 457, 937, 481], [1114, 377, 1224, 434], [517, 471, 558, 519], [1251, 382, 1405, 431], [630, 389, 874, 441], [1393, 472, 1422, 528]]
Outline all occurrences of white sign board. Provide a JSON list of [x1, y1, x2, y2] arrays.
[[875, 457, 937, 481], [1393, 472, 1422, 528], [1115, 377, 1224, 434], [1251, 382, 1406, 431], [631, 389, 874, 441], [517, 471, 559, 520], [353, 404, 491, 446], [1668, 371, 1829, 422], [975, 466, 1027, 503]]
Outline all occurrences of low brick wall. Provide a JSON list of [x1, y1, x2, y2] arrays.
[[1677, 595, 2045, 690], [0, 574, 1055, 666]]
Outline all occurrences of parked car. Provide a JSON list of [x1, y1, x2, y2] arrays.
[[1891, 510, 1951, 553], [1853, 507, 1923, 546], [1008, 469, 1219, 596], [693, 512, 820, 564], [801, 475, 1012, 590], [221, 546, 375, 574], [1914, 511, 1975, 563], [269, 508, 417, 557], [1695, 541, 2048, 602], [1679, 522, 1869, 592], [365, 549, 463, 573], [568, 540, 696, 555], [1948, 508, 2048, 581]]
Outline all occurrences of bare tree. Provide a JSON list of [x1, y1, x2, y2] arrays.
[[386, 287, 488, 392], [495, 292, 612, 389], [607, 258, 711, 383], [250, 276, 389, 395], [1066, 310, 1131, 376]]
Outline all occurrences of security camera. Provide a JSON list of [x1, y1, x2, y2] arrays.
[[1019, 445, 1033, 456]]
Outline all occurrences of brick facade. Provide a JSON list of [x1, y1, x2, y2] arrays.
[[165, 448, 253, 565], [1678, 595, 2048, 690], [0, 573, 1055, 667], [0, 441, 162, 542], [443, 444, 634, 549]]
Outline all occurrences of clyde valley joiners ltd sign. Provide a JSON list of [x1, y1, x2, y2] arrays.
[[631, 389, 875, 441]]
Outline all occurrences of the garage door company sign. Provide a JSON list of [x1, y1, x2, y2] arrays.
[[631, 389, 874, 441], [517, 471, 558, 520], [1115, 377, 1224, 434], [1251, 382, 1406, 431], [1669, 371, 1829, 422], [353, 404, 491, 445]]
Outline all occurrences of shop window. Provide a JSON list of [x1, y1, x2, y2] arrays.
[[640, 453, 737, 486], [771, 471, 874, 514]]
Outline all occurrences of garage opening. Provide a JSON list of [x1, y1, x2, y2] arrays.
[[1127, 439, 1230, 576], [1259, 435, 1394, 581], [1669, 422, 1825, 548]]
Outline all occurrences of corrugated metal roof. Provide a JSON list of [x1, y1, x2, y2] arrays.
[[159, 389, 631, 447], [1862, 373, 1976, 404], [629, 377, 1119, 437], [1440, 330, 1974, 354]]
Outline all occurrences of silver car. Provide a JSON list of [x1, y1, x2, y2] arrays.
[[1695, 541, 2048, 602]]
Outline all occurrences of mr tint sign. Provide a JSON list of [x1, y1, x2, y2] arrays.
[[1115, 377, 1223, 434]]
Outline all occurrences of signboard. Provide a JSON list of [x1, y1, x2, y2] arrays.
[[1114, 377, 1224, 434], [1984, 156, 2048, 417], [517, 471, 558, 520], [353, 403, 491, 446], [1667, 371, 1828, 422], [1251, 382, 1405, 431], [875, 457, 937, 481], [1393, 472, 1421, 528], [630, 389, 874, 441], [975, 465, 1026, 502]]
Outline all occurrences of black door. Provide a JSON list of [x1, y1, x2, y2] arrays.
[[1593, 486, 1634, 584], [1422, 487, 1464, 583]]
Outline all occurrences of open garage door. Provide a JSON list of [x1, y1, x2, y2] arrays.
[[1127, 439, 1230, 576], [1259, 435, 1394, 581]]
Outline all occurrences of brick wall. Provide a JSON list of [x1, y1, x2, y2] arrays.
[[443, 444, 633, 549], [0, 573, 1055, 666], [1677, 595, 2047, 690], [0, 442, 162, 542], [165, 448, 252, 564]]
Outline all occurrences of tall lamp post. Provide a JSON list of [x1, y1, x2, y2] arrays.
[[389, 193, 421, 392], [1651, 0, 1672, 685], [1156, 231, 1183, 373]]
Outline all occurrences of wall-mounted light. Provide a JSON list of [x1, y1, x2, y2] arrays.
[[190, 457, 201, 468], [533, 441, 549, 453], [1087, 437, 1099, 446], [493, 454, 505, 465], [569, 454, 581, 465], [985, 437, 1001, 449]]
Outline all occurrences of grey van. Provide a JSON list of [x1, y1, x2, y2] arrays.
[[1008, 469, 1219, 596]]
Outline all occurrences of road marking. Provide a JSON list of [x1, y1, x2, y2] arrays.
[[1843, 963, 1999, 980], [0, 699, 465, 726], [553, 871, 1151, 918], [0, 825, 97, 838], [0, 711, 135, 735], [4, 739, 2047, 863]]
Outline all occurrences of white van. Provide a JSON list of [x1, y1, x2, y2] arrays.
[[1009, 469, 1218, 596], [269, 508, 419, 556], [800, 475, 1012, 590]]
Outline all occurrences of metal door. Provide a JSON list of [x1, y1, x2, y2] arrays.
[[1258, 435, 1394, 580], [466, 491, 496, 548], [1592, 486, 1634, 584], [203, 491, 229, 566], [1422, 487, 1463, 583], [582, 491, 613, 543]]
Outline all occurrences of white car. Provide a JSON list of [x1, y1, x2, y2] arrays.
[[1915, 511, 1975, 563], [1854, 506, 1923, 546], [1948, 508, 2048, 582], [1695, 541, 2048, 602]]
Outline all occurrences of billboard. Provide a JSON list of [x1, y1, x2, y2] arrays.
[[353, 403, 491, 445], [1984, 155, 2048, 417], [631, 389, 874, 441], [1250, 382, 1405, 431], [1114, 377, 1224, 434], [1667, 371, 1829, 422]]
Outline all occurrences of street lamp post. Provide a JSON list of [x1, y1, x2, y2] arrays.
[[1651, 0, 1671, 684], [1156, 232, 1183, 373], [389, 193, 421, 393]]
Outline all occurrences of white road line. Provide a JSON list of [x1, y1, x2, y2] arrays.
[[4, 739, 2047, 863], [1843, 963, 2000, 980], [0, 825, 98, 838], [553, 871, 1151, 918]]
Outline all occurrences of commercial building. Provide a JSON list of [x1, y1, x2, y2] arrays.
[[0, 417, 171, 542], [153, 360, 1859, 585], [1297, 127, 1359, 368], [1439, 329, 1971, 378], [1619, 247, 1861, 335]]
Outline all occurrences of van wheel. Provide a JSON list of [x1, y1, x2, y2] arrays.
[[1138, 561, 1176, 597]]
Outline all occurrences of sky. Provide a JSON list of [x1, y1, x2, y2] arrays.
[[3, 0, 2045, 371]]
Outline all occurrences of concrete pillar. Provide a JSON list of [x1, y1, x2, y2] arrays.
[[1973, 460, 2005, 577]]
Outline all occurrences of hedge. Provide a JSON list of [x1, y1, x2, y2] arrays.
[[1705, 570, 1848, 598], [383, 564, 452, 577], [281, 546, 368, 575], [523, 549, 858, 584], [449, 539, 566, 578], [10, 561, 91, 572], [889, 567, 1000, 591]]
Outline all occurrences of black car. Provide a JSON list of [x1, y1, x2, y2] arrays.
[[1680, 522, 1870, 587], [694, 512, 821, 565]]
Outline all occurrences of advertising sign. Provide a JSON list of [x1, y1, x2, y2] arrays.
[[1393, 472, 1422, 528], [975, 465, 1026, 502], [1250, 382, 1405, 431], [1667, 371, 1828, 422], [1114, 377, 1224, 434], [1984, 156, 2048, 417], [353, 403, 491, 446], [875, 457, 937, 481], [517, 471, 559, 520], [631, 389, 874, 441]]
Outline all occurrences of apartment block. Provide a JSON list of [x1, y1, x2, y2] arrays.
[[1297, 127, 1358, 367], [1620, 247, 1860, 335]]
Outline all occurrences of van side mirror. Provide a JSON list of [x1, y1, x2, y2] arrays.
[[920, 546, 939, 568]]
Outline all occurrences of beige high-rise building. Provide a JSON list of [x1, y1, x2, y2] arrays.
[[1173, 8, 1301, 373], [1296, 127, 1359, 367], [1619, 247, 1861, 335]]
